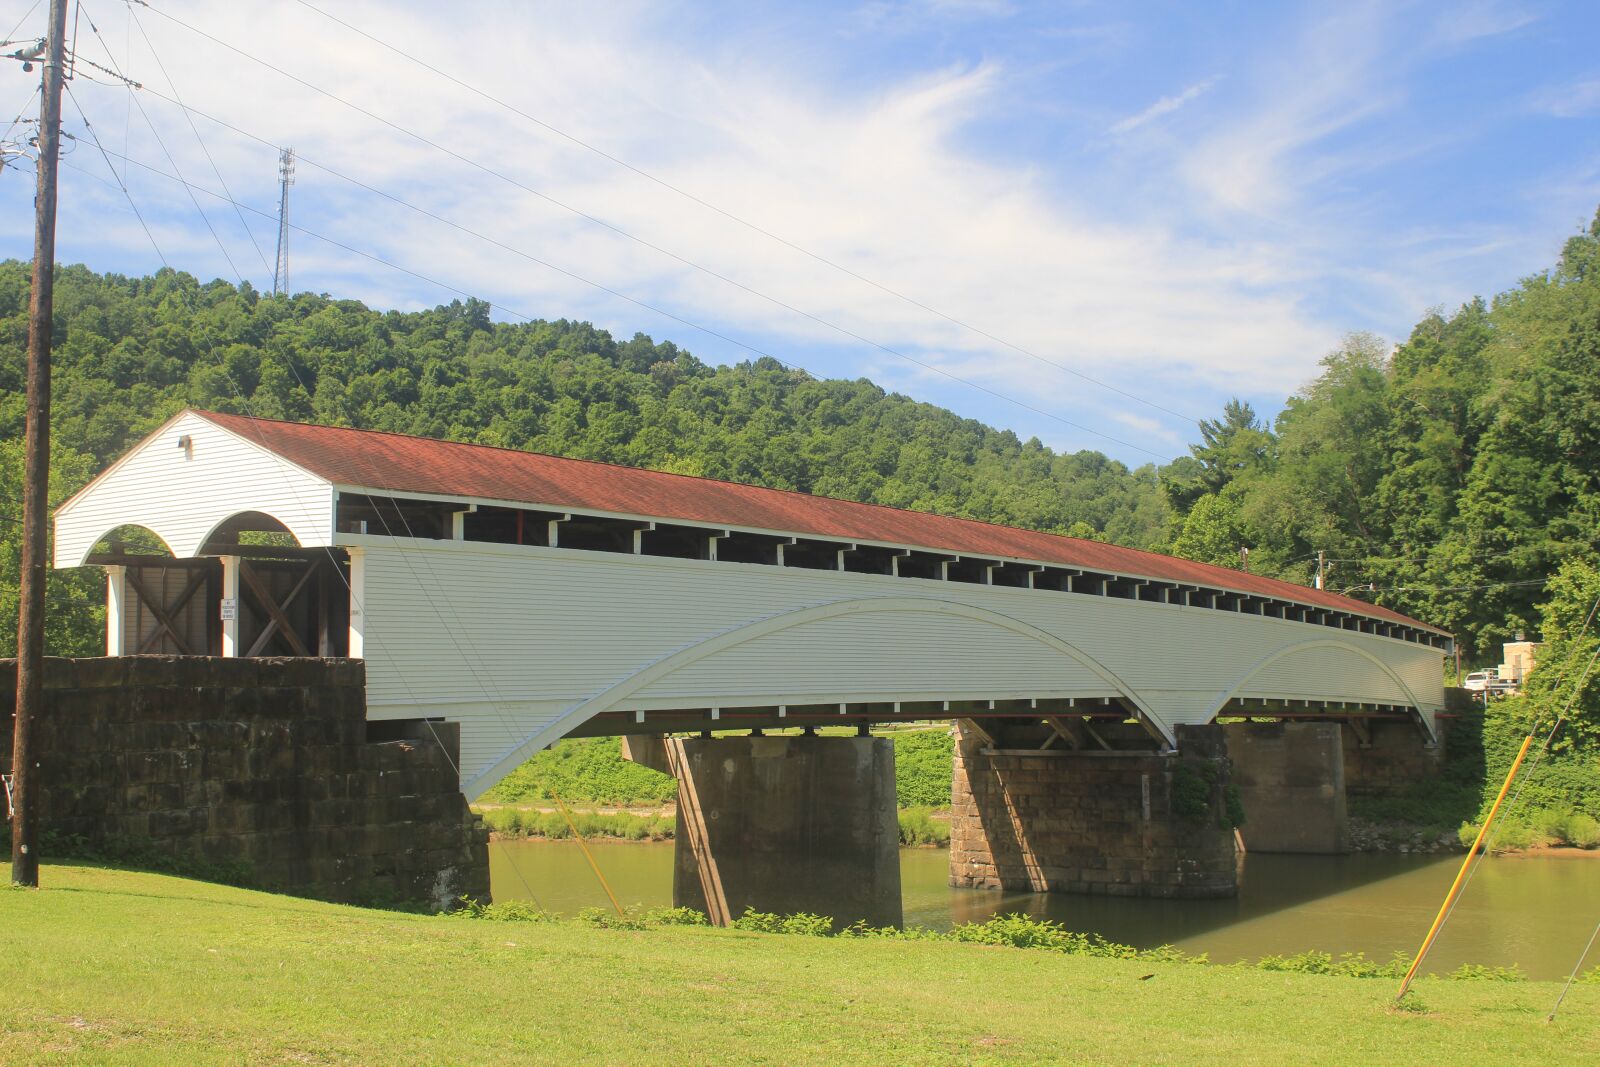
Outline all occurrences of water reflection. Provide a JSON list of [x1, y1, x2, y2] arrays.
[[490, 840, 1600, 979]]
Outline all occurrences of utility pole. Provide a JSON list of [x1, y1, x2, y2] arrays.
[[11, 0, 69, 888], [1314, 550, 1326, 591], [272, 146, 294, 297]]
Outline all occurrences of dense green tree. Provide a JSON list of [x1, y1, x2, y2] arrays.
[[1160, 398, 1275, 515]]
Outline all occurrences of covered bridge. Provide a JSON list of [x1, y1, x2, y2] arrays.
[[55, 409, 1450, 802]]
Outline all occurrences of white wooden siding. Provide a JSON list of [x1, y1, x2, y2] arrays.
[[342, 535, 1446, 797], [54, 411, 336, 566]]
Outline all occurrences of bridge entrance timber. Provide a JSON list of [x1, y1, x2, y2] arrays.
[[54, 410, 1454, 919]]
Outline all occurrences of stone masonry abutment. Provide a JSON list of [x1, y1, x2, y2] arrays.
[[624, 734, 902, 927], [949, 722, 1238, 899], [1, 656, 489, 908]]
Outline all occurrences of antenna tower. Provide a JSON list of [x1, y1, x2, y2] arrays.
[[272, 146, 295, 296]]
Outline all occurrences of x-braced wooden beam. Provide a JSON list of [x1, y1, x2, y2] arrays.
[[126, 567, 208, 655], [239, 558, 315, 657]]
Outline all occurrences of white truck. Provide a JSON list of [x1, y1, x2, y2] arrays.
[[1463, 669, 1518, 696]]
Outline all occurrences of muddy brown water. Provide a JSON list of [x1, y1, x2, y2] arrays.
[[489, 839, 1600, 979]]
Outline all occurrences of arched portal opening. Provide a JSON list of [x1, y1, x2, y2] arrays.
[[87, 513, 349, 659], [201, 510, 349, 660], [88, 523, 216, 656]]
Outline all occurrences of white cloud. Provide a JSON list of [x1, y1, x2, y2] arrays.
[[1109, 77, 1218, 134], [1432, 1, 1537, 46], [1176, 5, 1398, 219], [23, 0, 1572, 461], [1530, 78, 1600, 118], [24, 0, 1347, 413], [854, 0, 1017, 32]]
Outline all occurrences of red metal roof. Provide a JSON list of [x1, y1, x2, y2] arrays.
[[194, 409, 1444, 632]]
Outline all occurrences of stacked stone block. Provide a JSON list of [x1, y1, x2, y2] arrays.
[[949, 723, 1237, 899], [1341, 718, 1446, 800], [1, 656, 489, 908]]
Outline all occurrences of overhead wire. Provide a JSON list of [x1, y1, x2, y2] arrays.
[[74, 39, 627, 911], [125, 0, 1174, 461], [1397, 589, 1600, 994], [3, 0, 43, 46], [64, 85, 559, 912], [287, 0, 1204, 427], [70, 51, 246, 284], [60, 119, 1169, 464], [86, 0, 272, 275]]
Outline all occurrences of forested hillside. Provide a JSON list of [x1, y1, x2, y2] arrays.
[[1163, 211, 1600, 657], [1, 209, 1597, 662]]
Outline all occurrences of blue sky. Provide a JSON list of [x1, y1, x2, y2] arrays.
[[1, 0, 1597, 467]]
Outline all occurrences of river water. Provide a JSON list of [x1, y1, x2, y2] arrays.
[[489, 840, 1600, 979]]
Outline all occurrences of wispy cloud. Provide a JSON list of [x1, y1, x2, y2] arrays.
[[7, 0, 1592, 463], [1530, 78, 1600, 118], [1109, 77, 1218, 134], [1175, 5, 1398, 218], [1432, 1, 1537, 46], [854, 0, 1016, 33]]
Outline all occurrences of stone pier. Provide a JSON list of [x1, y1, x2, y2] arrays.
[[948, 722, 1238, 898], [1341, 717, 1445, 801], [1221, 722, 1347, 854], [624, 734, 902, 927]]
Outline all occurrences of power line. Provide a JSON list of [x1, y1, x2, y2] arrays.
[[64, 114, 1170, 461], [104, 1, 271, 276], [70, 54, 247, 285], [1415, 591, 1600, 989], [67, 84, 553, 913], [128, 0, 1179, 460], [1341, 578, 1549, 596], [3, 0, 42, 46], [287, 0, 1203, 428]]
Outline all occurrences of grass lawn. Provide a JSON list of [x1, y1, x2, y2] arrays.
[[4, 866, 1598, 1065]]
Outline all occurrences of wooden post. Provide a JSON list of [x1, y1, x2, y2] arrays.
[[219, 556, 241, 657], [104, 566, 127, 656], [346, 548, 365, 659], [10, 0, 69, 888]]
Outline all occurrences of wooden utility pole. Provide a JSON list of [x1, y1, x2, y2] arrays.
[[11, 0, 70, 888]]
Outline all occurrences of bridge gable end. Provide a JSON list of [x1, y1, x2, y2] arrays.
[[54, 410, 335, 566]]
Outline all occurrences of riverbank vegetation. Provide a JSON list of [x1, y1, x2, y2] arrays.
[[475, 802, 950, 847], [5, 865, 1597, 1063], [1357, 558, 1600, 849], [480, 897, 1549, 984], [478, 807, 675, 841]]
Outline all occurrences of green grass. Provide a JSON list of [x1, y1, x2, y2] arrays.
[[484, 737, 677, 806], [477, 804, 951, 847], [476, 806, 675, 841], [483, 727, 958, 810], [4, 866, 1599, 1064]]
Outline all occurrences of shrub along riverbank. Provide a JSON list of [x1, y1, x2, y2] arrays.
[[482, 726, 954, 810], [465, 896, 1568, 985], [476, 803, 951, 847], [6, 865, 1598, 1063]]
